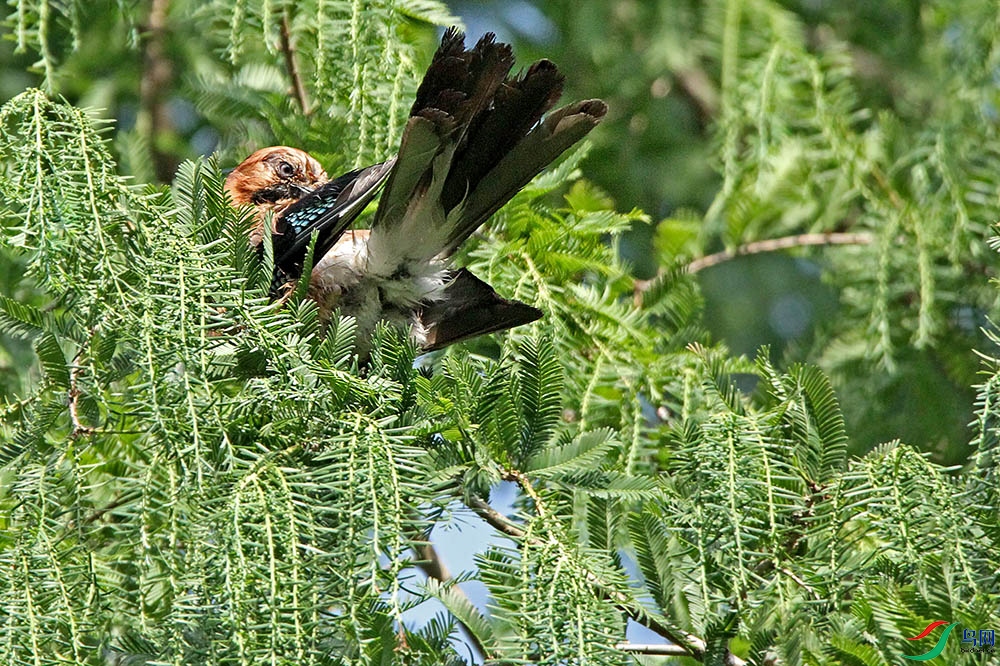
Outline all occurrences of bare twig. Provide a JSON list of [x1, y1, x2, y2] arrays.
[[280, 12, 310, 115], [616, 642, 691, 656], [465, 493, 746, 666], [685, 231, 874, 274], [68, 359, 94, 439], [411, 539, 489, 659], [633, 231, 874, 306]]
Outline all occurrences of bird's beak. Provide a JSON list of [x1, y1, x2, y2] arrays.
[[291, 182, 317, 197]]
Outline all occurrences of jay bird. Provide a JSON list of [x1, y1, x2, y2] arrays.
[[224, 28, 607, 356]]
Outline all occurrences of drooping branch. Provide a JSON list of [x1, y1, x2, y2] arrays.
[[465, 493, 746, 666]]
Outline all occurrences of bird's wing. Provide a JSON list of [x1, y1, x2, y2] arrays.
[[368, 28, 607, 269], [420, 268, 542, 351], [273, 158, 395, 278]]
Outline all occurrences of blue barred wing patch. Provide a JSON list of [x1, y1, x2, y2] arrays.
[[280, 168, 364, 236], [271, 160, 395, 278]]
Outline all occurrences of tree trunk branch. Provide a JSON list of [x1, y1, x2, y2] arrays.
[[409, 528, 488, 660]]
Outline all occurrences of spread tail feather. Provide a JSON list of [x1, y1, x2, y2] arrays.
[[371, 28, 607, 265], [443, 98, 607, 255]]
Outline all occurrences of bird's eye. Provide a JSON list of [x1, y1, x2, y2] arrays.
[[277, 161, 296, 178]]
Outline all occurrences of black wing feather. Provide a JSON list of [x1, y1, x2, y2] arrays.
[[272, 159, 394, 280]]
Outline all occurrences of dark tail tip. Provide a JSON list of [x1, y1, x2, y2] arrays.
[[578, 99, 609, 120], [441, 26, 465, 50]]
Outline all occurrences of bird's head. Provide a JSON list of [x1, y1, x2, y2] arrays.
[[224, 146, 328, 208]]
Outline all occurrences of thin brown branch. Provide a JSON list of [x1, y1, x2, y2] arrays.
[[633, 231, 874, 306], [467, 495, 525, 539], [616, 642, 691, 656], [686, 231, 874, 274], [465, 493, 746, 665], [779, 567, 820, 600], [280, 12, 310, 115], [674, 67, 719, 128], [413, 541, 452, 582], [68, 360, 94, 439], [503, 469, 546, 517], [82, 494, 130, 525], [138, 0, 175, 182], [869, 167, 906, 211], [411, 540, 489, 659]]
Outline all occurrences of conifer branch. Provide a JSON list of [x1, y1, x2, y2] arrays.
[[6, 4, 999, 663], [465, 494, 745, 665]]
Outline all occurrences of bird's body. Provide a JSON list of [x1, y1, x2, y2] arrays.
[[306, 228, 451, 349], [224, 28, 607, 355]]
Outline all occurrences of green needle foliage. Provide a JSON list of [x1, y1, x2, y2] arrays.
[[1, 1, 999, 666]]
